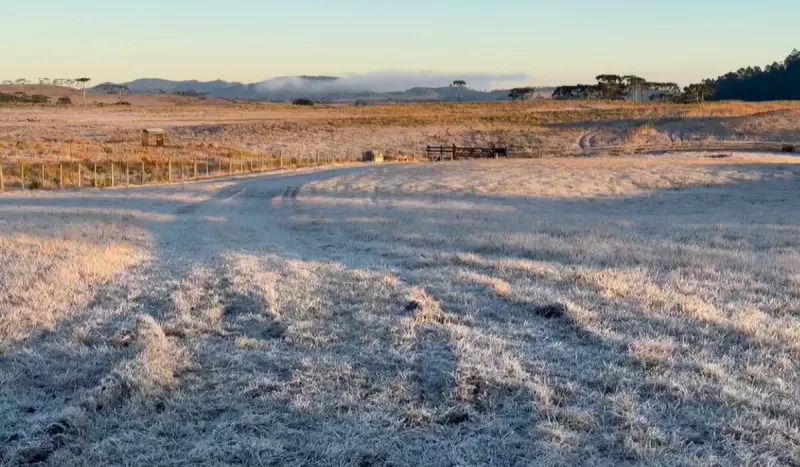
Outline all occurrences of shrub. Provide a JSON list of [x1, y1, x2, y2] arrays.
[[31, 94, 51, 104], [56, 97, 73, 105], [782, 144, 795, 153], [292, 98, 314, 106]]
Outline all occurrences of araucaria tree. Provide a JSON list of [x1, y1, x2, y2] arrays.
[[75, 77, 91, 105], [595, 75, 624, 99], [509, 87, 536, 101], [452, 80, 466, 102], [683, 80, 716, 103]]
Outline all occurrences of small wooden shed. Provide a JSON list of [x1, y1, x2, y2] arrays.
[[142, 128, 165, 147], [362, 150, 384, 163]]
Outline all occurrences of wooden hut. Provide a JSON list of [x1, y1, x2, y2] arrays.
[[362, 151, 384, 163], [141, 128, 165, 147]]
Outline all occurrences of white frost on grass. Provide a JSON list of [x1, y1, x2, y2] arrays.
[[1, 155, 799, 465]]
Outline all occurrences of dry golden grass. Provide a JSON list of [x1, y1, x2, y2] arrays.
[[2, 101, 799, 168]]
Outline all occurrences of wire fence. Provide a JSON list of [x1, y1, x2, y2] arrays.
[[424, 141, 799, 161], [0, 151, 367, 192], [509, 140, 799, 159], [1, 140, 796, 192]]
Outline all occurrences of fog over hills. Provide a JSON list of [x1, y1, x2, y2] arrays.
[[93, 72, 549, 102]]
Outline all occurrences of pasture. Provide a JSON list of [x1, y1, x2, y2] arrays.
[[2, 150, 799, 465]]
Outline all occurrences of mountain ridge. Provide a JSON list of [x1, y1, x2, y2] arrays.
[[91, 77, 552, 102]]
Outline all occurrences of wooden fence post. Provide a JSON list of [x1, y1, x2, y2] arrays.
[[249, 159, 253, 172], [59, 163, 63, 189], [20, 163, 25, 190], [206, 160, 210, 177], [141, 161, 145, 185], [168, 160, 172, 183], [93, 163, 98, 187], [229, 159, 233, 175], [279, 153, 283, 168], [110, 162, 115, 187], [0, 162, 4, 192], [126, 162, 130, 185], [193, 160, 198, 179], [316, 150, 320, 165], [77, 164, 82, 188], [40, 164, 45, 189]]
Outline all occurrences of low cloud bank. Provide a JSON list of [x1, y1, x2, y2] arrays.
[[255, 71, 529, 93]]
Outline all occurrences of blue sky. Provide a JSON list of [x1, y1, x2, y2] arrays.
[[2, 0, 797, 87]]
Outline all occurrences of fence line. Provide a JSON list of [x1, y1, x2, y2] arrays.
[[507, 140, 799, 159], [2, 140, 796, 191], [427, 145, 509, 161], [425, 141, 798, 162], [0, 151, 366, 192]]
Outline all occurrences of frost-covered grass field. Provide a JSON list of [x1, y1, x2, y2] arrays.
[[1, 154, 799, 466]]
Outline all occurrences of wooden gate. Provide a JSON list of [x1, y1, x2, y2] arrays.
[[427, 145, 508, 161]]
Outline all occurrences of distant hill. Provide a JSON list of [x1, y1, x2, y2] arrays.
[[90, 77, 553, 103], [1, 83, 230, 106], [95, 78, 245, 95]]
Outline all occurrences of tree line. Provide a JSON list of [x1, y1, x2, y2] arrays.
[[1, 77, 92, 104], [551, 75, 713, 102], [2, 78, 88, 88], [706, 49, 800, 101], [551, 49, 798, 103]]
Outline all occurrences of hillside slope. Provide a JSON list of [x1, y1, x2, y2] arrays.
[[0, 84, 83, 101], [0, 84, 230, 106]]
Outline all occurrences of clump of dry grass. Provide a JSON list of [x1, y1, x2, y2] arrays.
[[119, 315, 192, 394], [165, 265, 224, 337], [789, 274, 800, 298], [628, 337, 678, 368], [624, 124, 670, 147], [458, 271, 512, 297], [84, 315, 191, 412], [405, 288, 460, 325]]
